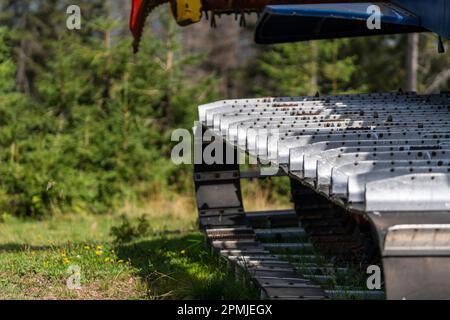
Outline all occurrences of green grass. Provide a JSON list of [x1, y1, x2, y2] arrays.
[[117, 234, 259, 300], [0, 210, 259, 300]]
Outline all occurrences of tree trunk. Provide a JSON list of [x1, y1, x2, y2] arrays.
[[16, 38, 31, 94], [15, 0, 31, 94], [405, 33, 419, 92], [309, 42, 318, 96]]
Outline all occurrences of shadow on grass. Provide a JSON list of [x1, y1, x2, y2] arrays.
[[115, 232, 260, 300], [0, 244, 53, 252]]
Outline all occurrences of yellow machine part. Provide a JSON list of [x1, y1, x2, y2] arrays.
[[170, 0, 203, 26]]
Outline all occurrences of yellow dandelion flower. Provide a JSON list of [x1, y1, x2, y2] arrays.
[[63, 258, 70, 264], [96, 245, 102, 250], [95, 250, 102, 256], [105, 257, 111, 263]]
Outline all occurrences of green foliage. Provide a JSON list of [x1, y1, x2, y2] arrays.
[[251, 39, 364, 97], [341, 35, 405, 92], [0, 30, 15, 93], [116, 233, 260, 299], [110, 214, 152, 244], [0, 212, 256, 299], [417, 33, 450, 93], [250, 34, 450, 97], [0, 4, 218, 216]]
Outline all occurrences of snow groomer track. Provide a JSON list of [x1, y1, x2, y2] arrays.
[[193, 92, 450, 300]]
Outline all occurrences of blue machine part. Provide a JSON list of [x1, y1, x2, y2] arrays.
[[255, 2, 428, 44], [392, 0, 450, 39]]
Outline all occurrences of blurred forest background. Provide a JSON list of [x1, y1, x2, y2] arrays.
[[0, 0, 449, 218]]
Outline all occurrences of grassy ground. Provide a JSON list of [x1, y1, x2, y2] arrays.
[[0, 183, 287, 300]]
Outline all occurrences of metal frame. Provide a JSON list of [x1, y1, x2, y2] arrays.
[[255, 2, 428, 44], [198, 92, 450, 299]]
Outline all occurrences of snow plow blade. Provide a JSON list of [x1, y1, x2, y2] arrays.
[[255, 3, 426, 44]]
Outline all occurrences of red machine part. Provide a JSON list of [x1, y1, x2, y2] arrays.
[[130, 0, 167, 52], [130, 0, 144, 39]]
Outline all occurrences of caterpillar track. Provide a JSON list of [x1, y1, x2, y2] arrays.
[[194, 92, 450, 300]]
